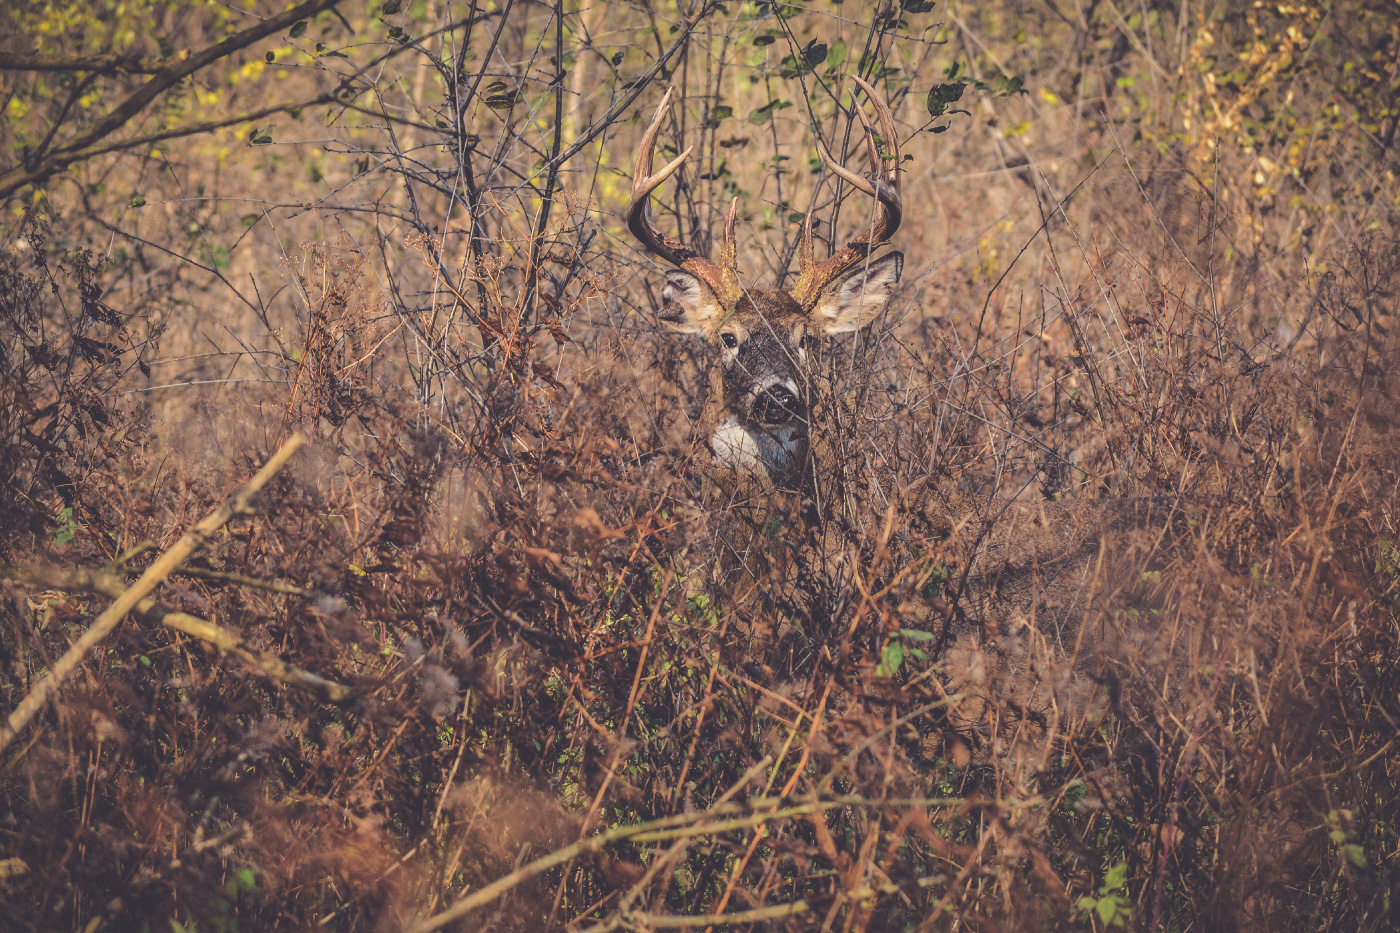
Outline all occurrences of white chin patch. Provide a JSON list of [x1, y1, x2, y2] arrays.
[[710, 417, 800, 477]]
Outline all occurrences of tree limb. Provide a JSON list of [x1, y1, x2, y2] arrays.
[[0, 51, 172, 75], [0, 0, 344, 198]]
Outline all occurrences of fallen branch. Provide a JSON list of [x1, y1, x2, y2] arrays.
[[0, 434, 307, 755], [405, 794, 958, 932], [2, 564, 348, 703], [577, 900, 810, 931], [173, 565, 308, 596]]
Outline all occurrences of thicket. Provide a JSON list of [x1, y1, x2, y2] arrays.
[[1, 0, 1397, 930]]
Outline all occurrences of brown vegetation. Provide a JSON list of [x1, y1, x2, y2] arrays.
[[1, 0, 1398, 930]]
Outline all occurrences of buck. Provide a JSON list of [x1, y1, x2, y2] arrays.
[[627, 83, 1193, 750], [627, 77, 903, 490]]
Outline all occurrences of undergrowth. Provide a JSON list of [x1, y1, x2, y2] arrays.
[[1, 1, 1399, 930]]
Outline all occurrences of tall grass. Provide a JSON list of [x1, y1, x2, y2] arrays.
[[1, 0, 1398, 929]]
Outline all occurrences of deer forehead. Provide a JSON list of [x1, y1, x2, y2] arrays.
[[721, 290, 808, 340]]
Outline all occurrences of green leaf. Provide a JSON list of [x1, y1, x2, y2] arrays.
[[902, 0, 936, 11], [704, 104, 733, 129], [485, 92, 520, 112], [1096, 897, 1118, 924], [129, 194, 146, 208], [877, 640, 904, 677], [747, 98, 789, 124], [993, 73, 1026, 96], [264, 50, 275, 63], [1343, 844, 1368, 868], [778, 43, 826, 78], [826, 40, 847, 68], [611, 51, 624, 65], [382, 0, 402, 12], [926, 82, 966, 117], [289, 20, 307, 39], [897, 628, 936, 641], [753, 33, 777, 46], [484, 80, 508, 94], [139, 655, 152, 667], [1101, 862, 1128, 892]]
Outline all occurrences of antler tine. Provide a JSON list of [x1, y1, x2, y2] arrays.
[[797, 203, 817, 277], [718, 197, 739, 271], [626, 89, 743, 304], [789, 77, 904, 307], [853, 104, 885, 187], [627, 88, 696, 267], [852, 76, 901, 184], [843, 75, 902, 243]]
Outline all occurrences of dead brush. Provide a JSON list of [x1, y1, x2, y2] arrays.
[[277, 241, 386, 435], [3, 0, 1400, 928], [401, 190, 610, 462], [0, 210, 165, 555]]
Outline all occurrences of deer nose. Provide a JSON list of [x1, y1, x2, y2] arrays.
[[750, 384, 802, 425]]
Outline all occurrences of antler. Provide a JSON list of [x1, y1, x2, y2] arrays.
[[627, 88, 743, 305], [789, 76, 904, 308]]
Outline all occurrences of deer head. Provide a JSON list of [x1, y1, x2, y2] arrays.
[[628, 78, 904, 489]]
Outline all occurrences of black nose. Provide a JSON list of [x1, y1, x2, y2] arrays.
[[750, 385, 802, 425]]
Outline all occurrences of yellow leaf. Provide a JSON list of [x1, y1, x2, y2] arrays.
[[1003, 119, 1032, 139]]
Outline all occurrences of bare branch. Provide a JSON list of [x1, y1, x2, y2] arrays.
[[0, 51, 170, 75]]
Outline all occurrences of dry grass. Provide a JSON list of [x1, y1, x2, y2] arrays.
[[1, 0, 1398, 930]]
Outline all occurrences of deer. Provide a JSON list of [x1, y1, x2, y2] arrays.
[[626, 81, 1194, 755], [627, 77, 904, 493]]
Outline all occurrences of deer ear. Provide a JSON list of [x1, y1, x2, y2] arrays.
[[659, 271, 723, 334], [811, 251, 903, 335]]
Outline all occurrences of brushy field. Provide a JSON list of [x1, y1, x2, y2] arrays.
[[1, 0, 1398, 929]]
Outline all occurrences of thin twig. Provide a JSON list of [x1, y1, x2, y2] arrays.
[[172, 566, 308, 596]]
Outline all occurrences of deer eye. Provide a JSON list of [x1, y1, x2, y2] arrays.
[[720, 333, 738, 349]]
